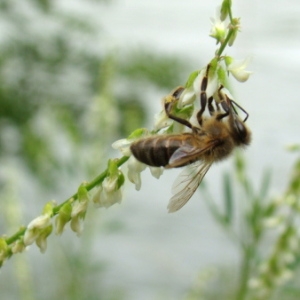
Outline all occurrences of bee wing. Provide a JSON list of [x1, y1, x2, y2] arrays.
[[167, 161, 213, 213], [168, 139, 219, 168]]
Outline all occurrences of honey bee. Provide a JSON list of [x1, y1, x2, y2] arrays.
[[130, 79, 251, 212]]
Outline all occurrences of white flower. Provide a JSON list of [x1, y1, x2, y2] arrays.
[[24, 228, 40, 246], [177, 87, 196, 108], [149, 167, 163, 179], [27, 214, 51, 230], [112, 129, 150, 156], [127, 156, 147, 191], [70, 215, 84, 236], [154, 109, 172, 130], [71, 199, 88, 219], [92, 184, 122, 208], [70, 187, 89, 236], [112, 138, 133, 156], [35, 225, 53, 253], [104, 188, 122, 208], [103, 175, 119, 193], [24, 214, 52, 246], [227, 57, 252, 82], [11, 240, 26, 254], [209, 6, 229, 43]]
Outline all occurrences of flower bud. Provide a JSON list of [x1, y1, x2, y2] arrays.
[[220, 0, 231, 21]]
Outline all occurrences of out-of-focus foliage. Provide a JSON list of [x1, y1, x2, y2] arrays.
[[0, 1, 192, 299], [185, 150, 300, 300], [0, 0, 190, 188]]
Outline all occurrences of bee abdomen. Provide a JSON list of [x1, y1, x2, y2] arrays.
[[130, 136, 181, 167]]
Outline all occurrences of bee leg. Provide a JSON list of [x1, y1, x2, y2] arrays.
[[208, 96, 215, 115], [196, 64, 212, 126], [164, 100, 193, 129], [213, 85, 229, 120], [196, 89, 207, 126]]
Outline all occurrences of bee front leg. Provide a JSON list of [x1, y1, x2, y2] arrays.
[[164, 86, 194, 130], [164, 101, 193, 129]]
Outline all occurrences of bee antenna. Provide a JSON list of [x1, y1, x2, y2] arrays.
[[230, 100, 249, 122]]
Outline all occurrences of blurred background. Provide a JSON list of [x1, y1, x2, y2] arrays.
[[0, 0, 300, 299]]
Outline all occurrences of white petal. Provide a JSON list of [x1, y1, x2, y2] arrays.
[[154, 110, 171, 130], [128, 168, 142, 191], [149, 167, 163, 179], [192, 69, 206, 97], [127, 156, 147, 173], [227, 57, 252, 82], [27, 214, 51, 230], [71, 200, 88, 217], [102, 176, 118, 193], [24, 228, 39, 246], [92, 186, 102, 206], [111, 139, 132, 156], [178, 89, 196, 107], [229, 69, 252, 82]]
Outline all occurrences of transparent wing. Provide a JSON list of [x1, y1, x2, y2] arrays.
[[167, 161, 213, 213], [168, 140, 219, 168]]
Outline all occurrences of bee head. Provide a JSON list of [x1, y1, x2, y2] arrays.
[[231, 115, 251, 146]]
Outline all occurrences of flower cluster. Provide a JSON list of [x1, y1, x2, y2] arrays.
[[0, 184, 92, 265], [210, 1, 241, 47]]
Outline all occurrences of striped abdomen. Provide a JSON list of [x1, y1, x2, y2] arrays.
[[130, 133, 198, 167]]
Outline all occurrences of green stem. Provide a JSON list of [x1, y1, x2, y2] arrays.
[[4, 155, 130, 246], [5, 228, 26, 245], [216, 5, 235, 57], [216, 28, 234, 57]]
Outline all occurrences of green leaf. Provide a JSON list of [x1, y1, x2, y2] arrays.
[[185, 70, 200, 88]]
